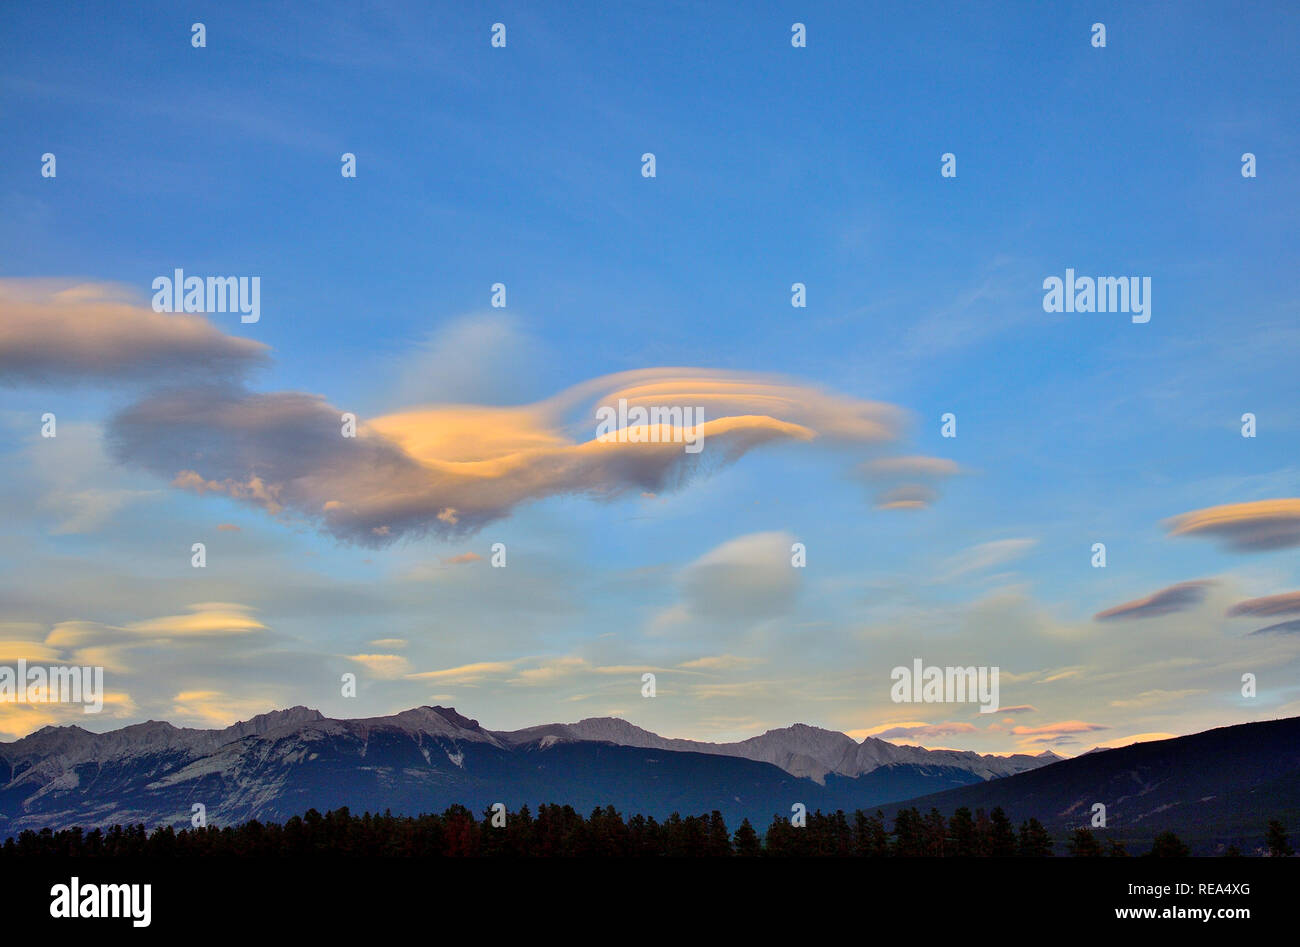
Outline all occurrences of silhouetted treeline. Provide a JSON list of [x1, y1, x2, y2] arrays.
[[0, 805, 1288, 857]]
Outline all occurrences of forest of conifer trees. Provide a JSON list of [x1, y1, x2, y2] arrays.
[[1, 805, 1289, 857]]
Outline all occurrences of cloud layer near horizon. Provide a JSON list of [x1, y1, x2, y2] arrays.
[[4, 281, 1296, 753]]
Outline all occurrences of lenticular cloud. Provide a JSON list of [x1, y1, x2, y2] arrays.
[[109, 369, 908, 545]]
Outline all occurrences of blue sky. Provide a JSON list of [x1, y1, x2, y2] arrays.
[[1, 1, 1297, 752]]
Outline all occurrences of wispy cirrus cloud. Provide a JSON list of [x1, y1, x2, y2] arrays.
[[940, 538, 1037, 580]]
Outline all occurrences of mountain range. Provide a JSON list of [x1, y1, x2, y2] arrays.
[[5, 705, 1294, 852], [0, 705, 1056, 835], [875, 714, 1300, 854]]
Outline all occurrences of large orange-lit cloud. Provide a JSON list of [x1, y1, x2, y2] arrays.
[[1165, 499, 1300, 552], [110, 370, 908, 543], [0, 280, 266, 384], [6, 280, 918, 543]]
